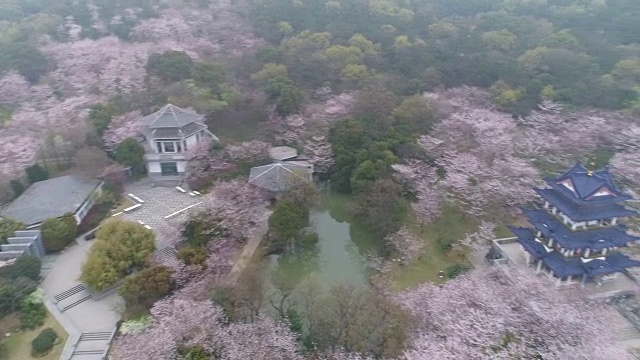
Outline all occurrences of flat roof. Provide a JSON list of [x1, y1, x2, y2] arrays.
[[1, 175, 101, 226], [269, 146, 298, 161]]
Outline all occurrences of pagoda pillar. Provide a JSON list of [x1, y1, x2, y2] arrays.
[[585, 248, 591, 257], [612, 217, 618, 225], [581, 273, 587, 286], [536, 260, 542, 273]]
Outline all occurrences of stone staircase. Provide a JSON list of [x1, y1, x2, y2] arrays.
[[618, 326, 640, 341], [53, 284, 93, 312], [69, 330, 115, 360]]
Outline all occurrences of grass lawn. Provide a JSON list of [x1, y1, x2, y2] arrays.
[[387, 204, 479, 291], [1, 311, 68, 360]]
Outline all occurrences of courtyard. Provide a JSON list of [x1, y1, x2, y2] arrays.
[[34, 181, 203, 359], [119, 181, 204, 248]]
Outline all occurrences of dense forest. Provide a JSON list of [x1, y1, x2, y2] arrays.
[[0, 0, 639, 359], [248, 0, 640, 115]]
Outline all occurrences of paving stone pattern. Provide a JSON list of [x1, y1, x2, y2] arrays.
[[121, 184, 202, 248]]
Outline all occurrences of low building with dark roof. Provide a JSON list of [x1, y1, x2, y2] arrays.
[[141, 104, 218, 177], [0, 230, 45, 268], [248, 162, 313, 192], [0, 175, 103, 228]]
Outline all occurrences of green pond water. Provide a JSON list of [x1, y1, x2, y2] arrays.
[[269, 193, 377, 286]]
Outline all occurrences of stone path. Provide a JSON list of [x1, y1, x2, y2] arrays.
[[40, 238, 122, 360], [120, 184, 203, 248], [227, 214, 270, 284]]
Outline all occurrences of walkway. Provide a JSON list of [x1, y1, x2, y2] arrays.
[[226, 213, 270, 284], [40, 237, 121, 360], [120, 183, 203, 248]]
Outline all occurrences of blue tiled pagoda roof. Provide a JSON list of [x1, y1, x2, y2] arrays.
[[544, 162, 631, 206], [607, 252, 640, 269], [509, 226, 549, 260], [541, 252, 585, 277], [511, 226, 640, 277], [522, 208, 639, 251], [534, 188, 638, 222], [582, 258, 620, 276]]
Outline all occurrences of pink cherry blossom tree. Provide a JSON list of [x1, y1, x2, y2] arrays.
[[391, 159, 443, 225], [102, 110, 145, 151], [419, 108, 538, 217], [225, 140, 271, 163], [384, 227, 423, 264], [611, 150, 640, 188], [457, 221, 496, 251], [112, 297, 301, 360], [398, 267, 633, 360]]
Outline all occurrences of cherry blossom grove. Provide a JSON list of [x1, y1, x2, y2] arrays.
[[418, 107, 538, 217], [112, 297, 301, 360], [0, 2, 263, 178], [398, 267, 633, 360], [391, 159, 443, 224]]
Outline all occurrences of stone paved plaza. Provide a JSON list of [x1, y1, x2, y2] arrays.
[[121, 182, 204, 248]]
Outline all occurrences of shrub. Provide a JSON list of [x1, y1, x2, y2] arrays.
[[0, 217, 25, 244], [81, 219, 156, 291], [119, 266, 175, 307], [445, 263, 473, 279], [177, 245, 208, 267], [8, 255, 41, 281], [25, 164, 49, 184], [0, 277, 37, 317], [182, 216, 229, 247], [10, 179, 24, 197], [177, 344, 211, 360], [120, 315, 151, 335], [41, 213, 77, 253], [20, 301, 46, 330], [0, 343, 7, 360], [114, 138, 146, 176], [31, 328, 58, 356]]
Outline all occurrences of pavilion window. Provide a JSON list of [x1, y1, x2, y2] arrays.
[[164, 142, 175, 153]]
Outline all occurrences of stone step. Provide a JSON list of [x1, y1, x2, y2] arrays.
[[79, 332, 112, 341], [617, 327, 640, 341], [72, 349, 105, 355], [53, 284, 85, 302], [61, 294, 92, 312]]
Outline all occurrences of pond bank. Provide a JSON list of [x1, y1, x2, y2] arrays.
[[269, 193, 377, 288]]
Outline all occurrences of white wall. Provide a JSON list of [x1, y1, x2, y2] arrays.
[[147, 160, 187, 174], [177, 161, 186, 172], [148, 161, 162, 174], [185, 133, 199, 150], [74, 182, 104, 224]]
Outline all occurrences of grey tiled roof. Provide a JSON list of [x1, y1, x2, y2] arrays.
[[143, 104, 203, 129], [269, 146, 298, 161], [249, 162, 312, 192], [1, 175, 101, 226]]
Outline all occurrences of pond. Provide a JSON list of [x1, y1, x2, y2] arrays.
[[269, 193, 378, 287]]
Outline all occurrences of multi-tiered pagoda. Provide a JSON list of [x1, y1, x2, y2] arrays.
[[510, 163, 640, 286]]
